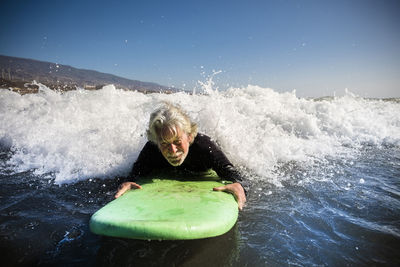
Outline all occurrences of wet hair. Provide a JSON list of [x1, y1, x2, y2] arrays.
[[147, 103, 198, 144]]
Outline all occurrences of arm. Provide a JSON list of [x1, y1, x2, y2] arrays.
[[200, 135, 248, 210], [115, 142, 159, 198], [212, 162, 247, 210]]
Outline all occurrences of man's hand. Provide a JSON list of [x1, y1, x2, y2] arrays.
[[213, 182, 246, 211], [115, 182, 142, 198]]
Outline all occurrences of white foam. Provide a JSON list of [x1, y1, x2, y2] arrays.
[[1, 83, 399, 183]]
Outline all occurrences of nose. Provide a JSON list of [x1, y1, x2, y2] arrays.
[[168, 144, 178, 154]]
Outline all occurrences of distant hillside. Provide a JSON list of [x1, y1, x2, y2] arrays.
[[0, 55, 175, 93]]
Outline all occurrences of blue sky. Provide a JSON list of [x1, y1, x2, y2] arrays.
[[1, 0, 399, 97]]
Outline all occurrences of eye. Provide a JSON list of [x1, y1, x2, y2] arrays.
[[160, 142, 169, 147], [174, 140, 182, 145]]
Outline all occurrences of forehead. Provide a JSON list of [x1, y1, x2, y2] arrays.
[[159, 125, 185, 142]]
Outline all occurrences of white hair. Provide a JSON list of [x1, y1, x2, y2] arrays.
[[147, 103, 198, 144]]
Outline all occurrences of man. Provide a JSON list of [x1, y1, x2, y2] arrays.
[[115, 103, 247, 210]]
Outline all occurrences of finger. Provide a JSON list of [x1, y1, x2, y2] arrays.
[[233, 190, 245, 211], [237, 196, 245, 211], [213, 185, 240, 207], [214, 184, 246, 210], [213, 185, 237, 195], [114, 186, 128, 198], [131, 183, 142, 189], [115, 183, 131, 198], [115, 183, 142, 198], [213, 186, 228, 192]]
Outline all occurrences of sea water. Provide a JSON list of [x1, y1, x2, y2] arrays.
[[0, 84, 399, 266]]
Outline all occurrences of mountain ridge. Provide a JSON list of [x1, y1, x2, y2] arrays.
[[0, 55, 176, 93]]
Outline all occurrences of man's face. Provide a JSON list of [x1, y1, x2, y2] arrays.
[[157, 126, 191, 166]]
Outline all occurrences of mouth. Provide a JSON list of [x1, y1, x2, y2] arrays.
[[168, 156, 181, 162], [167, 153, 183, 164], [168, 152, 182, 158]]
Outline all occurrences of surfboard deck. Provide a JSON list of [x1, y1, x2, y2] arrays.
[[89, 172, 239, 240]]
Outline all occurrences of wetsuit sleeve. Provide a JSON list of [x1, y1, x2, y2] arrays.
[[201, 136, 250, 194]]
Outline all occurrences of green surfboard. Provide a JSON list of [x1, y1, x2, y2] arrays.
[[89, 171, 239, 240]]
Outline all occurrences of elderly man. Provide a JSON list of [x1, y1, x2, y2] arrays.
[[115, 103, 247, 210]]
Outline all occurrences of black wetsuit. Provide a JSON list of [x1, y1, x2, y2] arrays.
[[127, 133, 248, 192]]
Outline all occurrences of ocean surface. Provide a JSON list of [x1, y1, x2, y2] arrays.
[[1, 84, 399, 266]]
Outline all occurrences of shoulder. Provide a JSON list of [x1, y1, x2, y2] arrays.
[[141, 141, 158, 151], [138, 141, 160, 156], [192, 133, 214, 147], [191, 133, 222, 153], [143, 141, 158, 149], [192, 133, 233, 169], [135, 141, 165, 166]]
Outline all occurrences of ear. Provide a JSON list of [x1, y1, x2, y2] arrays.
[[188, 133, 194, 144]]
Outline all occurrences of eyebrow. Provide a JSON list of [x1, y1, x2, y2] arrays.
[[160, 137, 181, 144]]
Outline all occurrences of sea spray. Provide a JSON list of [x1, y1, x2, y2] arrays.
[[0, 84, 399, 184]]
